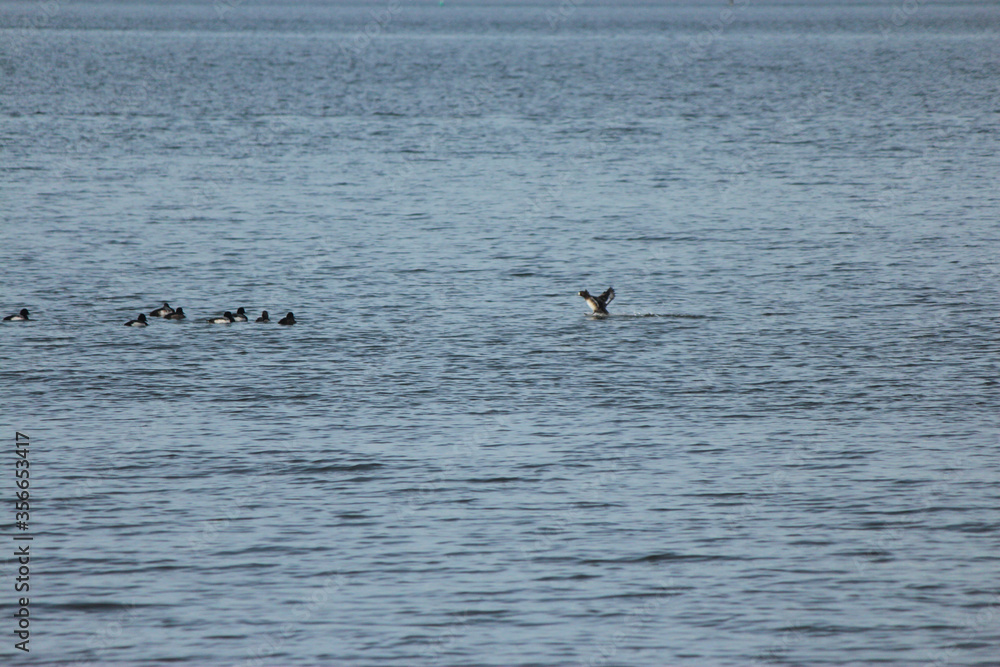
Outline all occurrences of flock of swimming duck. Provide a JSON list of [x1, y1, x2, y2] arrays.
[[2, 305, 296, 326], [2, 287, 614, 326], [127, 304, 296, 326]]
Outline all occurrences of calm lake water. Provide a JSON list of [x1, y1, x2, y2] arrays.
[[1, 1, 999, 664]]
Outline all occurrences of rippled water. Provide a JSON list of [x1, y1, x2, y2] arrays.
[[2, 1, 999, 664]]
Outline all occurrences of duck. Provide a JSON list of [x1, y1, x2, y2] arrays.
[[578, 287, 615, 315], [278, 312, 296, 325], [255, 310, 270, 323], [3, 308, 30, 321], [124, 313, 148, 327], [165, 307, 186, 320], [232, 307, 248, 322], [207, 312, 235, 324], [150, 302, 174, 317]]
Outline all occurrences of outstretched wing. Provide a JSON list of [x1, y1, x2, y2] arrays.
[[598, 287, 615, 307]]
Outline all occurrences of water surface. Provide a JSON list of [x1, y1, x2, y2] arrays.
[[1, 1, 999, 664]]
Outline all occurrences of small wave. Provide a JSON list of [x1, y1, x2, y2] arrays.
[[283, 462, 384, 474], [595, 312, 709, 319], [582, 552, 742, 565]]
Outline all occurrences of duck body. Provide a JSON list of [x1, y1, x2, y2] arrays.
[[165, 307, 186, 320], [208, 312, 235, 324], [124, 313, 148, 327], [3, 308, 30, 321], [150, 302, 174, 317], [255, 310, 270, 323], [278, 312, 296, 325], [232, 307, 248, 322], [578, 287, 615, 315]]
